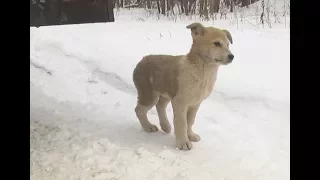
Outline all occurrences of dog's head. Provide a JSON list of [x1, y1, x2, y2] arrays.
[[186, 22, 234, 65]]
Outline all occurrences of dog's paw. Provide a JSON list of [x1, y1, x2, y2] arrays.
[[143, 124, 158, 132], [188, 132, 201, 142], [160, 123, 171, 133], [176, 140, 193, 150]]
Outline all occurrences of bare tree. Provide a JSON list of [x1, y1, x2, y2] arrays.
[[179, 0, 184, 13], [167, 0, 171, 11], [208, 0, 214, 16], [115, 0, 120, 7], [230, 0, 234, 12], [213, 0, 221, 13], [146, 0, 151, 9], [170, 0, 175, 14], [183, 0, 189, 15], [241, 0, 249, 7], [160, 0, 166, 14], [112, 0, 280, 27], [199, 0, 204, 16], [156, 0, 161, 13], [260, 0, 265, 26], [203, 0, 209, 19]]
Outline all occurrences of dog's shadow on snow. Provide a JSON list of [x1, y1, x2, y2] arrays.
[[30, 84, 177, 153], [103, 122, 177, 152], [94, 111, 178, 153]]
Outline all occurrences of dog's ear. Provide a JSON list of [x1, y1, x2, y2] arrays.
[[222, 29, 233, 44], [186, 22, 205, 38]]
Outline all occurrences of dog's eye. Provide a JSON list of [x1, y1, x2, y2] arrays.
[[214, 42, 221, 46]]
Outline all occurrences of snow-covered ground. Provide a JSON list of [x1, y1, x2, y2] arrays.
[[30, 7, 290, 180]]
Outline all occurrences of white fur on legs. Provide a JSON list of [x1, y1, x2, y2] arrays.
[[156, 96, 171, 133], [172, 99, 192, 150], [187, 103, 201, 142], [135, 104, 158, 132]]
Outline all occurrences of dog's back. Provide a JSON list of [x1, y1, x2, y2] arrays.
[[133, 55, 184, 105]]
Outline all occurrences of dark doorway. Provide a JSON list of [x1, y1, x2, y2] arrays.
[[30, 0, 115, 27]]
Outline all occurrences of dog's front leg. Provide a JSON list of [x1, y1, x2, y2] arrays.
[[187, 103, 201, 142], [172, 99, 192, 150]]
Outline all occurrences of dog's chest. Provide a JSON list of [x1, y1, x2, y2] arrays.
[[190, 69, 217, 103], [199, 73, 216, 98]]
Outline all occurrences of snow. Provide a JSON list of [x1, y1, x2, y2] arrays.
[[30, 8, 290, 180]]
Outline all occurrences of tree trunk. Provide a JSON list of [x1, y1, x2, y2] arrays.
[[170, 0, 175, 14], [199, 0, 204, 17], [180, 0, 185, 13], [209, 0, 214, 15], [147, 0, 151, 9], [191, 1, 196, 14], [204, 0, 209, 19], [260, 0, 265, 25], [160, 0, 166, 14], [124, 0, 130, 6], [157, 0, 161, 14], [241, 0, 249, 7], [184, 0, 189, 15], [230, 0, 234, 12], [115, 0, 119, 8], [167, 0, 170, 11], [188, 0, 195, 14], [213, 0, 220, 13]]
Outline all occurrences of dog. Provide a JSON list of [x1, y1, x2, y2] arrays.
[[133, 22, 234, 150]]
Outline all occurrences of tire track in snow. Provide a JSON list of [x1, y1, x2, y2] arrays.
[[44, 42, 137, 95], [92, 68, 136, 95], [30, 60, 52, 76]]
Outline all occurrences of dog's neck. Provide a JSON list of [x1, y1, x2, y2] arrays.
[[186, 49, 220, 70], [186, 50, 219, 86]]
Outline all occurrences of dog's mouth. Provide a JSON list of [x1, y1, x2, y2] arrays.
[[215, 59, 223, 63], [215, 59, 230, 65]]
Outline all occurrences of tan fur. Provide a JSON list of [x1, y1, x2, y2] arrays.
[[133, 22, 234, 150]]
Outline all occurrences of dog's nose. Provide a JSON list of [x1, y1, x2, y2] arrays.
[[228, 54, 234, 61]]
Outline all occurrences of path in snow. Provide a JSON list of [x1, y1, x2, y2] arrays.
[[30, 19, 289, 180]]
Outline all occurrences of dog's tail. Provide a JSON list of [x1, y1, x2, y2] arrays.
[[133, 57, 154, 106]]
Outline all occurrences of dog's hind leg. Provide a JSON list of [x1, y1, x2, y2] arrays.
[[156, 96, 171, 133], [133, 73, 159, 132], [135, 98, 159, 132]]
